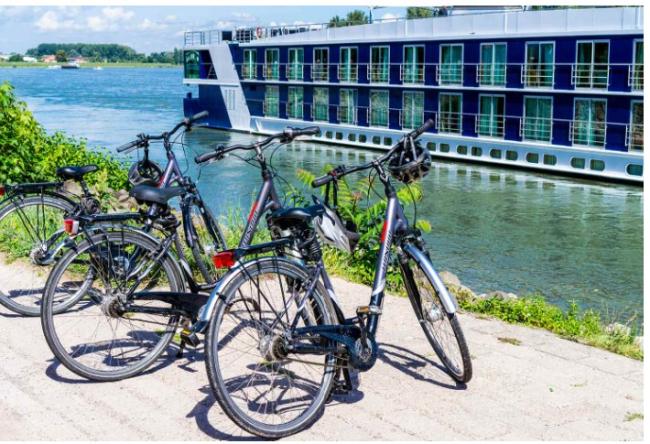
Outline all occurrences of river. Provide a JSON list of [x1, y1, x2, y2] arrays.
[[1, 67, 643, 320]]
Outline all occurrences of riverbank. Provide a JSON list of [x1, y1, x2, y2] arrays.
[[0, 61, 179, 69]]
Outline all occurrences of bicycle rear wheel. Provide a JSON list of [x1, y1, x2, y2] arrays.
[[400, 250, 472, 383], [41, 230, 184, 381], [205, 257, 337, 438], [0, 194, 75, 316]]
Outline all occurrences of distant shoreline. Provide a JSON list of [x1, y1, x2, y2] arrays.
[[0, 62, 180, 69]]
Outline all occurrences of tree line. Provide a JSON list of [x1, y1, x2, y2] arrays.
[[23, 43, 183, 64]]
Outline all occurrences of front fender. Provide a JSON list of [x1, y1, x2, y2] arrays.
[[402, 244, 458, 314]]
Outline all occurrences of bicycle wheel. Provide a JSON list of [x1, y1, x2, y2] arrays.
[[41, 230, 184, 381], [400, 250, 472, 383], [205, 257, 337, 438], [0, 194, 75, 316], [186, 201, 227, 284]]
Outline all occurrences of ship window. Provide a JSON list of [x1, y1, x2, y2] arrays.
[[631, 40, 643, 91], [313, 48, 329, 82], [184, 50, 200, 79], [338, 89, 357, 125], [369, 90, 389, 127], [573, 98, 606, 147], [471, 146, 482, 156], [629, 101, 643, 151], [313, 87, 329, 122], [438, 93, 462, 134], [348, 133, 356, 142], [403, 45, 424, 84], [288, 48, 304, 81], [263, 85, 279, 117], [506, 150, 518, 161], [287, 87, 304, 119], [590, 159, 605, 171], [479, 43, 506, 86], [372, 136, 381, 144], [524, 42, 554, 87], [370, 46, 389, 83], [242, 49, 256, 80], [440, 143, 450, 153], [359, 134, 367, 143], [523, 96, 552, 142], [427, 142, 436, 151], [336, 132, 343, 140], [526, 152, 539, 163], [490, 148, 502, 159], [402, 91, 424, 129], [339, 47, 358, 82], [383, 137, 392, 146], [571, 157, 586, 169], [439, 44, 463, 85], [543, 154, 557, 165], [627, 164, 643, 176], [575, 41, 609, 89], [456, 145, 467, 155], [325, 131, 333, 139], [264, 49, 280, 80], [477, 95, 504, 138]]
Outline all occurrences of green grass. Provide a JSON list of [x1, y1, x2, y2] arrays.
[[497, 336, 522, 346], [0, 61, 179, 69], [624, 412, 643, 422]]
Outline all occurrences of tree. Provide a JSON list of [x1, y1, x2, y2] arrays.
[[328, 9, 369, 27], [407, 7, 434, 19], [7, 54, 23, 62], [55, 50, 67, 63]]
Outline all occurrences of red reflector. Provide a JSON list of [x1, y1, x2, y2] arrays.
[[212, 250, 236, 269], [63, 218, 79, 235], [0, 186, 5, 197]]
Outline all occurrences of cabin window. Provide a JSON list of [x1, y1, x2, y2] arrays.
[[573, 98, 606, 147], [490, 148, 502, 159], [471, 146, 482, 156], [479, 43, 506, 86], [403, 45, 424, 84], [372, 136, 381, 144], [629, 101, 643, 151], [627, 164, 643, 176], [348, 133, 356, 141], [427, 142, 436, 151], [590, 159, 605, 171], [440, 143, 450, 153], [288, 48, 304, 81], [438, 93, 462, 134], [184, 51, 200, 79], [571, 158, 586, 169], [457, 145, 468, 155], [477, 95, 505, 138], [263, 86, 279, 117], [439, 44, 463, 85], [575, 41, 609, 89], [359, 134, 367, 143], [338, 89, 357, 125], [242, 49, 256, 80], [506, 150, 518, 161], [402, 91, 424, 129], [287, 87, 304, 119], [369, 90, 389, 127], [543, 154, 557, 165], [313, 87, 329, 122], [339, 47, 358, 82], [264, 49, 279, 80], [383, 137, 392, 146], [526, 153, 539, 163], [631, 40, 643, 91], [523, 96, 552, 142], [524, 42, 554, 87], [313, 48, 329, 82], [370, 46, 390, 83]]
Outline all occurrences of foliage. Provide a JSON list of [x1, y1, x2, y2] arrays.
[[7, 54, 23, 62], [329, 10, 370, 27], [407, 7, 434, 19], [55, 50, 67, 63], [25, 43, 183, 64], [0, 82, 128, 192]]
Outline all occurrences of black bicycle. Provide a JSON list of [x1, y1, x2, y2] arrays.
[[40, 125, 320, 381], [200, 120, 472, 438]]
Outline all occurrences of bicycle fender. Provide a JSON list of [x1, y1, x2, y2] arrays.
[[403, 244, 458, 314]]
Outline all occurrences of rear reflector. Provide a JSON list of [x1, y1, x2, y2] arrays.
[[0, 186, 5, 197], [63, 218, 79, 235], [212, 250, 236, 269]]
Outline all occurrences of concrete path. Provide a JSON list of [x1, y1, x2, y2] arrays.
[[0, 276, 643, 440]]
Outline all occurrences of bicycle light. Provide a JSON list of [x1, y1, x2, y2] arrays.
[[0, 186, 5, 197], [212, 250, 236, 269], [63, 218, 79, 236]]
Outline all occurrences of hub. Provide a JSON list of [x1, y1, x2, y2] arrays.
[[259, 333, 289, 362]]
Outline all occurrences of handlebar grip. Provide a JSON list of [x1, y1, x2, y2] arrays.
[[195, 149, 219, 164], [408, 118, 435, 139], [116, 140, 140, 153], [285, 126, 321, 139], [188, 110, 208, 123], [311, 174, 334, 188]]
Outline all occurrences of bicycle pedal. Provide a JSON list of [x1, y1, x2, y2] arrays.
[[180, 329, 201, 347], [356, 305, 382, 316]]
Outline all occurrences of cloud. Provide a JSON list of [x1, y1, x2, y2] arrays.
[[35, 10, 77, 31], [85, 7, 134, 32], [101, 7, 134, 21]]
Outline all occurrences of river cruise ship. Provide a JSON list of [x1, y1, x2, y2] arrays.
[[182, 6, 644, 183]]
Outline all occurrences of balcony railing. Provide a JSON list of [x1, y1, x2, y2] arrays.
[[571, 63, 610, 89], [521, 63, 554, 88], [338, 64, 360, 83], [369, 65, 390, 83], [287, 63, 304, 81], [400, 110, 425, 129], [475, 116, 505, 138], [628, 65, 644, 91], [263, 99, 279, 117], [263, 63, 280, 80], [311, 64, 329, 82], [367, 107, 389, 127], [437, 112, 462, 133], [569, 120, 607, 147], [337, 105, 357, 125], [626, 124, 644, 151], [311, 103, 329, 121], [477, 63, 507, 86], [519, 117, 553, 142], [400, 64, 425, 84], [436, 64, 463, 85]]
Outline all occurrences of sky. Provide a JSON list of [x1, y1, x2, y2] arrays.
[[0, 5, 407, 54]]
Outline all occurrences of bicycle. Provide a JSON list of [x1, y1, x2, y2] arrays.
[[40, 125, 320, 381], [201, 120, 472, 438]]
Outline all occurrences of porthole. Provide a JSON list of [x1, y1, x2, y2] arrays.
[[590, 159, 605, 171], [506, 150, 518, 161], [543, 154, 557, 166], [359, 134, 367, 143], [626, 164, 643, 176], [526, 153, 539, 164], [383, 137, 392, 146], [440, 143, 450, 153], [335, 132, 343, 140], [571, 158, 585, 169], [457, 145, 468, 155], [427, 142, 436, 151], [471, 146, 482, 156], [348, 133, 356, 142], [325, 131, 333, 139], [490, 149, 502, 159], [372, 136, 381, 145]]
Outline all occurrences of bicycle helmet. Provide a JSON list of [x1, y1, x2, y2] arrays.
[[314, 201, 360, 254], [128, 159, 163, 187], [387, 137, 432, 184]]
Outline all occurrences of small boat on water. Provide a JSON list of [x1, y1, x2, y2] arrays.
[[61, 62, 80, 70], [93, 66, 103, 71], [47, 65, 61, 70]]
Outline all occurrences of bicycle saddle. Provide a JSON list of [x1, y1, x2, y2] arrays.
[[56, 165, 99, 180], [270, 205, 325, 224], [129, 185, 184, 205]]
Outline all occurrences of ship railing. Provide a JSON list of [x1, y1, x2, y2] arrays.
[[286, 103, 306, 120], [436, 63, 464, 85], [436, 112, 462, 134], [369, 64, 390, 83], [571, 63, 611, 89], [519, 117, 553, 142], [475, 116, 506, 138], [240, 63, 258, 80], [569, 120, 607, 147], [399, 110, 426, 130], [628, 64, 644, 91], [336, 105, 358, 125], [625, 123, 644, 151], [366, 108, 390, 127], [400, 64, 425, 84], [521, 63, 555, 88], [184, 30, 222, 46], [311, 103, 330, 121], [311, 64, 329, 82], [263, 99, 280, 117], [338, 64, 360, 83], [477, 63, 507, 86], [287, 62, 304, 81], [262, 63, 281, 80]]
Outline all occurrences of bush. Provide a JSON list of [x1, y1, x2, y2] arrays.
[[0, 82, 128, 192]]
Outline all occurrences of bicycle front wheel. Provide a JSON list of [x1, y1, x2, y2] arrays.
[[400, 250, 472, 383], [0, 194, 75, 316], [41, 230, 184, 381], [205, 257, 337, 438]]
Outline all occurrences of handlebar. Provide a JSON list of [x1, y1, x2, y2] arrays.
[[115, 111, 209, 154], [194, 125, 320, 165]]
